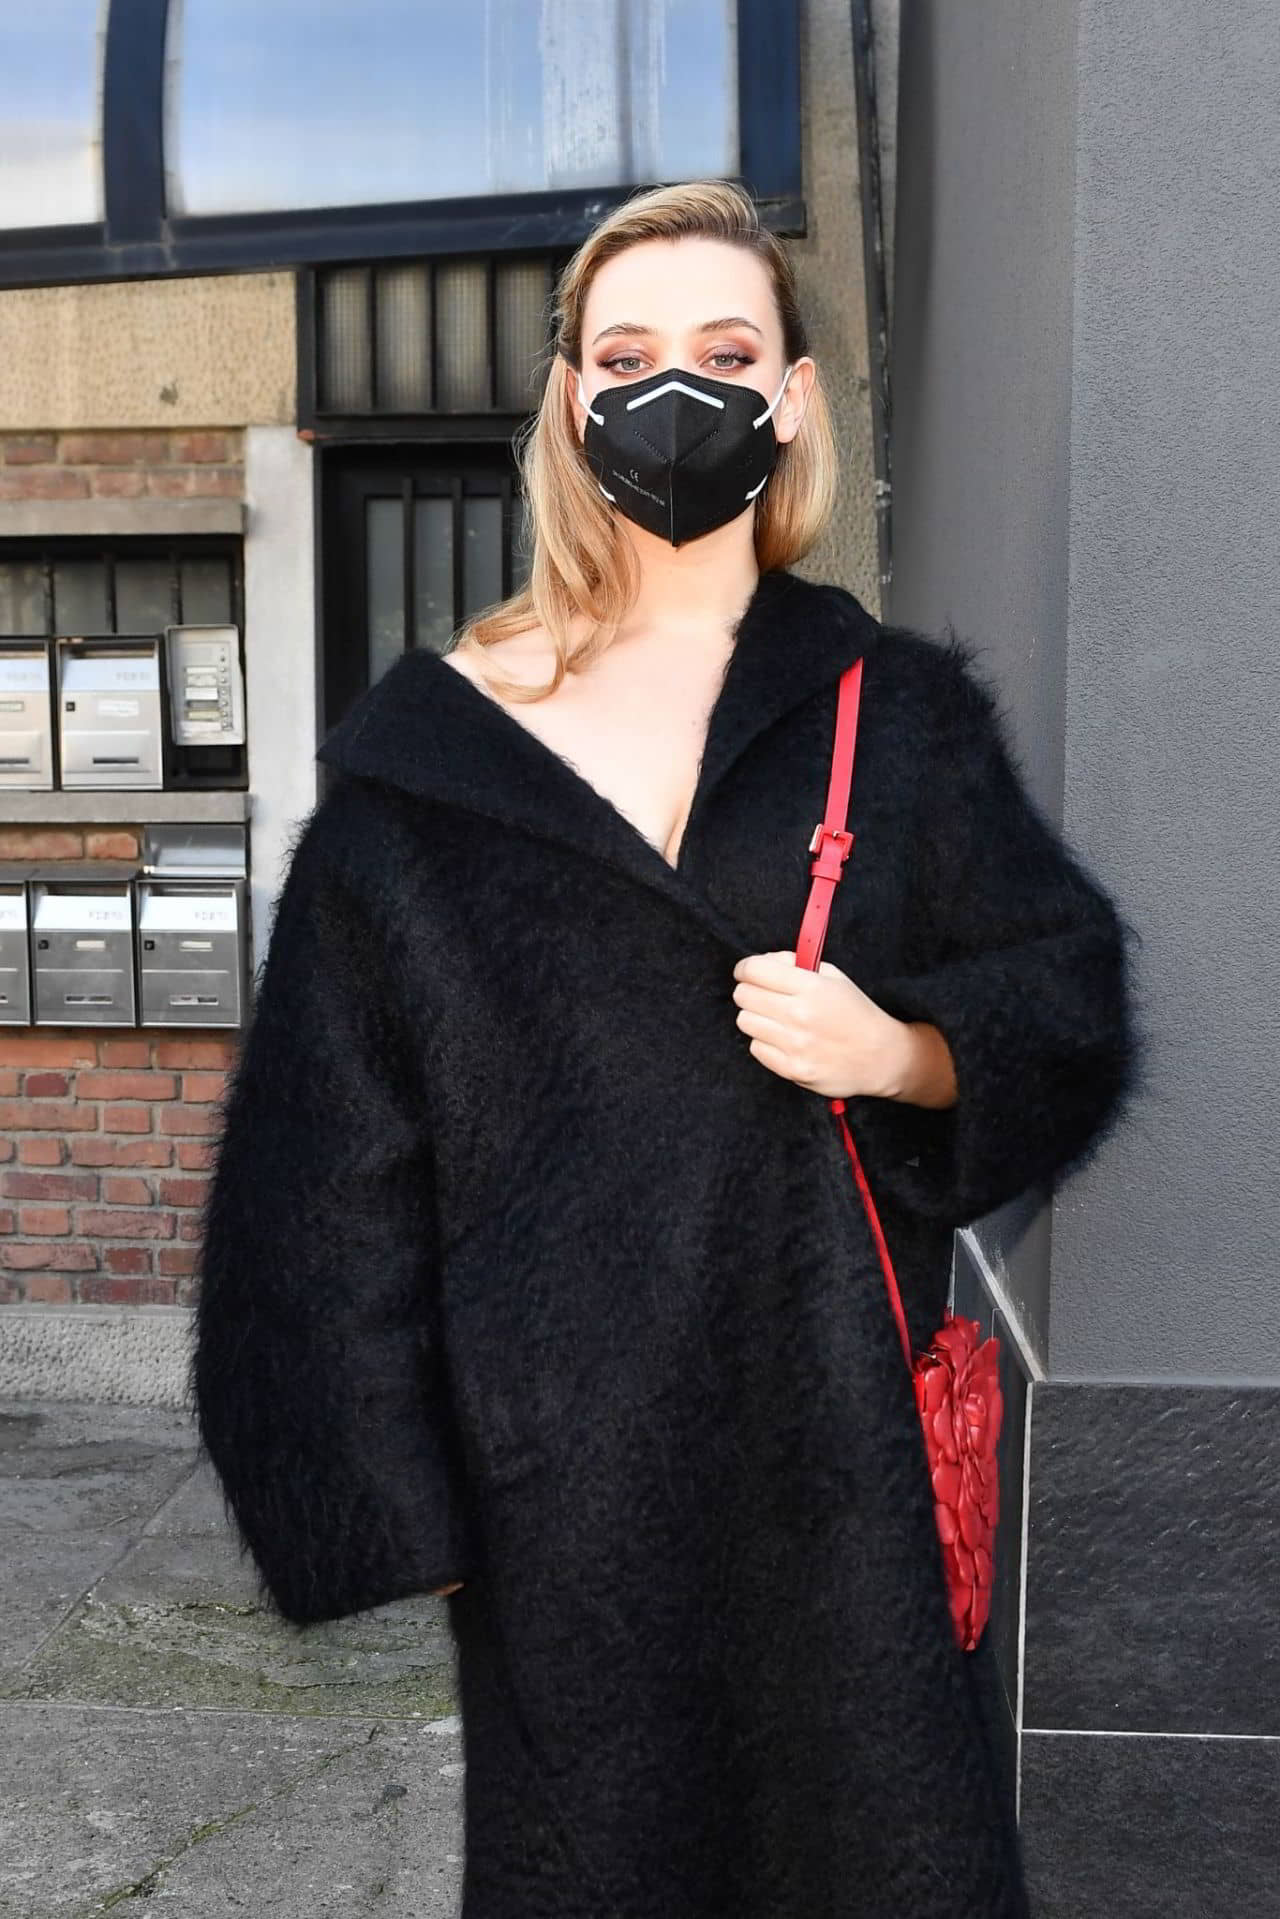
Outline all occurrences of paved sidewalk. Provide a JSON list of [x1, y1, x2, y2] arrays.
[[0, 1398, 464, 1918]]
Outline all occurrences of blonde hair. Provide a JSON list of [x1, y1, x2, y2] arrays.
[[457, 179, 840, 701]]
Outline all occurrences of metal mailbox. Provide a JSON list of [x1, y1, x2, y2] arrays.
[[0, 881, 32, 1024], [135, 823, 250, 1028], [0, 641, 54, 790], [57, 636, 164, 790], [30, 877, 137, 1026]]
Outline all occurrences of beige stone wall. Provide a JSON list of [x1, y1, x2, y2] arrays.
[[791, 0, 881, 614], [0, 272, 296, 431]]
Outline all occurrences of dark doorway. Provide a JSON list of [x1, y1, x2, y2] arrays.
[[320, 442, 528, 731]]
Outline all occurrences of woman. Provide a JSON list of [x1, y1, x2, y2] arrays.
[[192, 180, 1141, 1917]]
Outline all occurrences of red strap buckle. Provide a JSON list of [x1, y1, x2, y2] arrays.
[[808, 821, 854, 879]]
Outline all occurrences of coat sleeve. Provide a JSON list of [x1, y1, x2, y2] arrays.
[[847, 636, 1146, 1227], [190, 789, 477, 1626]]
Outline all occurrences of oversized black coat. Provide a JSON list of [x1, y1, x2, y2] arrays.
[[191, 567, 1141, 1918]]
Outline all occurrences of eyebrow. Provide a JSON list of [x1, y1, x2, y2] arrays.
[[590, 316, 765, 345]]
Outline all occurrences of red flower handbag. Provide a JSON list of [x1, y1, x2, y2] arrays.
[[792, 655, 1004, 1653]]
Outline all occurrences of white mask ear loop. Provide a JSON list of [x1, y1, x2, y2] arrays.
[[752, 362, 794, 430], [577, 371, 604, 425]]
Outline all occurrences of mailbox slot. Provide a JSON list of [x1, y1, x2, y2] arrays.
[[57, 637, 164, 790], [136, 880, 247, 1028], [0, 641, 55, 791], [0, 883, 32, 1024], [30, 880, 137, 1026], [136, 823, 249, 1029]]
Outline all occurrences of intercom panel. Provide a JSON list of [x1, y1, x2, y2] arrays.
[[164, 625, 246, 748]]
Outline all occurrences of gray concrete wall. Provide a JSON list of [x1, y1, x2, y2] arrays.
[[889, 0, 1081, 1365], [1055, 1, 1280, 1380], [889, 0, 1280, 1380]]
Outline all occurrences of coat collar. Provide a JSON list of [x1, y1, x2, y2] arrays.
[[315, 568, 879, 954]]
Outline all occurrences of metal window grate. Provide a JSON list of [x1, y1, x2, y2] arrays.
[[313, 254, 559, 418], [0, 538, 241, 639]]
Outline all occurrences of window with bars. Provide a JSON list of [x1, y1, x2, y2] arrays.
[[322, 447, 529, 723], [309, 251, 557, 723], [0, 539, 241, 638], [304, 253, 561, 425]]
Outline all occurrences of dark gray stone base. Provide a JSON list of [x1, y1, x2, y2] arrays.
[[1021, 1731, 1280, 1918], [953, 1248, 1280, 1913]]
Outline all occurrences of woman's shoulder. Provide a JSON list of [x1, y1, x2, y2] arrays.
[[442, 622, 562, 697], [810, 576, 1010, 734], [443, 603, 607, 705], [273, 770, 404, 912]]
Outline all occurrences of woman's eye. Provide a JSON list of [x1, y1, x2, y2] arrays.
[[708, 350, 754, 371], [601, 354, 646, 375]]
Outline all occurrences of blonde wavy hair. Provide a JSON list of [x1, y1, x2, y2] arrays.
[[456, 178, 839, 702]]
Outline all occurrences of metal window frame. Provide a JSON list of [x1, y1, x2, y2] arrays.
[[0, 0, 802, 292]]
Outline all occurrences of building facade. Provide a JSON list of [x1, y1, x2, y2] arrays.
[[0, 0, 876, 1360], [3, 1, 1275, 1911]]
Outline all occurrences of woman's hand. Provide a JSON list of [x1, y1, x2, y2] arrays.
[[731, 950, 958, 1109]]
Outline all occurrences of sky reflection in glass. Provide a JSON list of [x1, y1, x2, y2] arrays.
[[0, 3, 105, 230], [165, 0, 736, 217]]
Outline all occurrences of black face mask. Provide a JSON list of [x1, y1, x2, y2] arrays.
[[578, 362, 793, 547]]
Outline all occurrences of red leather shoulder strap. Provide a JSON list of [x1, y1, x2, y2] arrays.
[[791, 654, 914, 1369], [794, 656, 863, 971]]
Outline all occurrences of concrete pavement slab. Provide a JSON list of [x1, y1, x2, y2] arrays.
[[0, 1701, 465, 1918], [0, 1530, 140, 1678], [0, 1403, 196, 1537], [4, 1529, 460, 1720], [0, 1397, 468, 1918], [140, 1456, 232, 1537]]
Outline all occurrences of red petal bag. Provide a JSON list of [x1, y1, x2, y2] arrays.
[[792, 654, 1004, 1653]]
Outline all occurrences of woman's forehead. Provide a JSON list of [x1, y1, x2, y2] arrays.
[[582, 237, 779, 342]]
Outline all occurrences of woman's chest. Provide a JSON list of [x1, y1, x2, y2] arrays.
[[444, 637, 738, 870], [391, 682, 921, 1066], [364, 687, 924, 1239], [678, 684, 921, 973]]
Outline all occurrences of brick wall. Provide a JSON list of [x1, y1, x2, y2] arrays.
[[0, 1029, 235, 1306], [0, 428, 244, 502], [0, 420, 246, 1306], [0, 822, 237, 1312]]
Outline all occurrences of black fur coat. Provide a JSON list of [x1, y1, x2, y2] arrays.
[[192, 567, 1140, 1918]]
